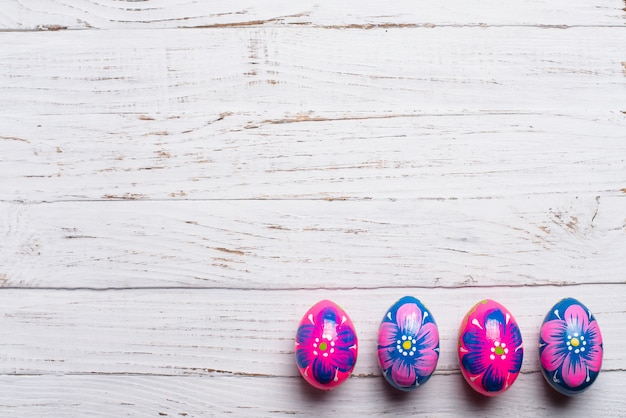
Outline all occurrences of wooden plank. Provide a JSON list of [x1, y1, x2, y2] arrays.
[[0, 0, 624, 30], [0, 287, 623, 376], [2, 111, 626, 202], [2, 3, 624, 418], [1, 198, 625, 288], [0, 28, 625, 118], [0, 373, 624, 417]]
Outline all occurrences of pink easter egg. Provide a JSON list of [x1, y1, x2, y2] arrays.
[[458, 299, 524, 396], [295, 300, 358, 390]]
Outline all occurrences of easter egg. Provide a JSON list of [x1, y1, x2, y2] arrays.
[[458, 299, 523, 396], [377, 296, 440, 391], [539, 297, 603, 396], [295, 300, 358, 390]]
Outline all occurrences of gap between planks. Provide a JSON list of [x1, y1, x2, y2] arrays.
[[0, 373, 624, 417], [3, 23, 626, 33], [1, 197, 625, 288], [1, 0, 624, 30], [0, 286, 623, 377], [0, 281, 624, 291]]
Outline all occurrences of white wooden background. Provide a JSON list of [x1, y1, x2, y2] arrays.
[[1, 1, 626, 416]]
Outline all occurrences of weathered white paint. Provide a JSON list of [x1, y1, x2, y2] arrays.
[[0, 288, 623, 376], [0, 27, 625, 117], [1, 112, 626, 202], [1, 0, 624, 29], [1, 1, 625, 416], [0, 0, 624, 30], [0, 288, 624, 416], [0, 373, 623, 417], [1, 198, 625, 288]]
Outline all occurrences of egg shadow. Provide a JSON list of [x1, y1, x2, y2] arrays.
[[535, 371, 575, 408], [295, 376, 332, 402], [454, 372, 493, 408], [291, 357, 331, 403], [377, 374, 415, 403]]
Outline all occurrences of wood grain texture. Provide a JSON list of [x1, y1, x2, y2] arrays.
[[0, 288, 624, 417], [0, 285, 626, 378], [1, 27, 625, 204], [2, 1, 626, 416], [2, 112, 626, 202], [0, 373, 625, 417], [1, 28, 625, 117], [1, 0, 624, 30], [1, 198, 625, 288], [0, 288, 623, 376]]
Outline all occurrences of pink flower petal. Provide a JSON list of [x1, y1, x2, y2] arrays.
[[396, 303, 422, 335], [378, 322, 399, 348], [540, 319, 567, 344], [391, 359, 417, 387], [416, 322, 439, 351], [414, 348, 438, 376], [540, 341, 567, 372], [564, 304, 589, 334], [584, 345, 603, 373], [377, 347, 396, 370], [562, 353, 586, 387], [586, 320, 603, 346]]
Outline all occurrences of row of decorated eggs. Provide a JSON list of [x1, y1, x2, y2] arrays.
[[295, 297, 603, 396]]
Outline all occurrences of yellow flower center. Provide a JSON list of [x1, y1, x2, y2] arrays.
[[319, 341, 328, 351], [570, 337, 580, 347], [402, 340, 412, 350], [494, 346, 505, 355]]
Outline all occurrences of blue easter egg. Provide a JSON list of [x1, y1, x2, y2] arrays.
[[377, 296, 440, 391], [539, 298, 603, 396]]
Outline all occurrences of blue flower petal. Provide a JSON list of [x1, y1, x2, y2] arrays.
[[482, 364, 505, 393], [462, 350, 488, 375], [336, 326, 356, 348], [312, 357, 334, 384], [506, 321, 523, 348], [508, 349, 523, 374], [296, 324, 316, 344], [463, 329, 487, 351], [296, 347, 311, 368], [485, 308, 506, 324], [316, 307, 338, 327], [331, 346, 356, 372], [484, 309, 506, 338]]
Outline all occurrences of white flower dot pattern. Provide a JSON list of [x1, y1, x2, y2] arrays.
[[489, 341, 509, 361], [567, 334, 586, 354], [395, 335, 418, 357], [312, 337, 336, 357]]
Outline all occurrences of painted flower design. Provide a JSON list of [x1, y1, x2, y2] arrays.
[[378, 300, 439, 389], [295, 304, 357, 385], [460, 307, 523, 393], [540, 302, 603, 389]]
